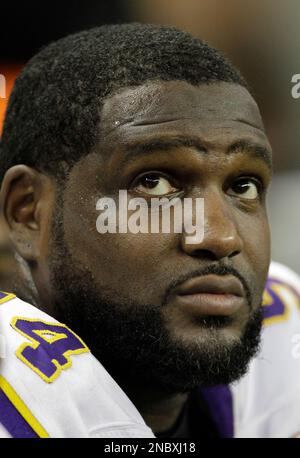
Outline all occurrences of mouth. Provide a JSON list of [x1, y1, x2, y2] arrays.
[[170, 274, 246, 317]]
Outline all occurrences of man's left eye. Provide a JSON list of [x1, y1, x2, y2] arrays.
[[228, 178, 262, 200], [132, 172, 179, 196]]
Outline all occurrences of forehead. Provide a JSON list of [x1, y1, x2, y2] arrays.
[[100, 80, 266, 138]]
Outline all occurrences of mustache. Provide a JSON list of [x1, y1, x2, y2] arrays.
[[164, 263, 253, 309]]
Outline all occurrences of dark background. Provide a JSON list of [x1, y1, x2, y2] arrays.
[[0, 1, 129, 60]]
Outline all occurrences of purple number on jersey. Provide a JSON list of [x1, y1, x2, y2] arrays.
[[11, 317, 89, 383]]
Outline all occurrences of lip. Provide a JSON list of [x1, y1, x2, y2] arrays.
[[175, 274, 245, 297], [171, 274, 246, 316]]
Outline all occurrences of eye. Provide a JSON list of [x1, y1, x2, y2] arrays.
[[228, 177, 262, 200], [132, 172, 179, 196]]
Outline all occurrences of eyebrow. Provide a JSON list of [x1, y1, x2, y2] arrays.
[[228, 140, 272, 169], [121, 136, 273, 170]]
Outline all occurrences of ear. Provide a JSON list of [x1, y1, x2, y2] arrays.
[[0, 165, 55, 262]]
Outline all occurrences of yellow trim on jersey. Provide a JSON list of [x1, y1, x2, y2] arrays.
[[263, 282, 291, 326], [0, 291, 16, 305], [11, 317, 90, 383], [0, 375, 49, 438]]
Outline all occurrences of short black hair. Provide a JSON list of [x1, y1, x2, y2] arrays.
[[0, 23, 247, 181]]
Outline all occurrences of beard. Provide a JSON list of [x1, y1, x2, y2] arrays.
[[49, 202, 263, 395]]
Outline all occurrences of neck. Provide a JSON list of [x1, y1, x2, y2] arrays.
[[120, 381, 189, 434]]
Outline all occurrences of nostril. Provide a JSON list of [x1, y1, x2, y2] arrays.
[[228, 250, 241, 259], [190, 249, 219, 261]]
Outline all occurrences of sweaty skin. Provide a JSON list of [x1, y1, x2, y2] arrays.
[[0, 81, 272, 433]]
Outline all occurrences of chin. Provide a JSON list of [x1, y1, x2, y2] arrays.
[[167, 312, 248, 345]]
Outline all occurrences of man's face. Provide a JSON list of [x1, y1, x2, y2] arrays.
[[50, 81, 272, 392]]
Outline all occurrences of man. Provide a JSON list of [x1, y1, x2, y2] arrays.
[[0, 220, 36, 300], [0, 23, 299, 438], [0, 226, 14, 291]]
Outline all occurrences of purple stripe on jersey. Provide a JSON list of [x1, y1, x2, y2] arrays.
[[201, 385, 234, 438], [0, 291, 8, 300], [263, 277, 300, 320], [0, 388, 39, 438], [263, 279, 285, 320]]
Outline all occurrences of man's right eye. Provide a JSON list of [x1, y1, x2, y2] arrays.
[[131, 172, 179, 197]]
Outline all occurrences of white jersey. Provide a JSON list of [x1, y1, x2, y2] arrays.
[[232, 261, 300, 437], [200, 261, 300, 438], [0, 294, 154, 438], [1, 260, 300, 438]]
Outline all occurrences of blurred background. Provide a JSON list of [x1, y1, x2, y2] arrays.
[[0, 0, 299, 277]]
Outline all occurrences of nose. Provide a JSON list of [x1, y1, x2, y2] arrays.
[[181, 189, 244, 261]]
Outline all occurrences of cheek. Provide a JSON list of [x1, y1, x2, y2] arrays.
[[98, 232, 174, 280], [64, 201, 176, 295], [63, 183, 179, 290], [239, 211, 271, 292]]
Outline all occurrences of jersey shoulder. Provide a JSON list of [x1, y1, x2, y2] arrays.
[[263, 260, 300, 327], [0, 293, 154, 438], [233, 261, 300, 437], [268, 260, 300, 287]]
